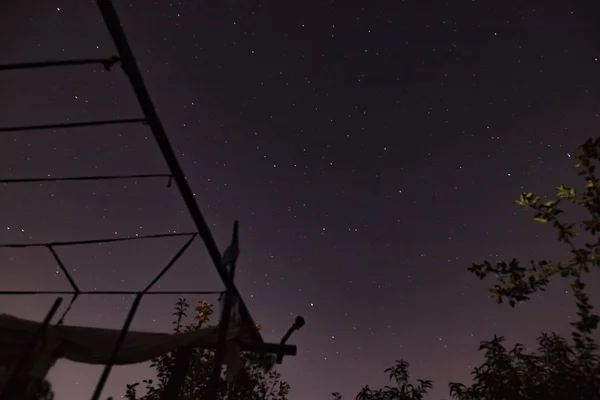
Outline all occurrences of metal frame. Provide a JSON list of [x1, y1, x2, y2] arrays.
[[0, 1, 303, 399]]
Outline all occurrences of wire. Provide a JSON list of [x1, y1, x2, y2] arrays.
[[0, 231, 197, 248], [0, 173, 172, 184], [0, 118, 145, 133], [0, 290, 225, 295], [0, 56, 120, 71]]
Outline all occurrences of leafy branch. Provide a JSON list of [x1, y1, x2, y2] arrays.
[[468, 138, 600, 330]]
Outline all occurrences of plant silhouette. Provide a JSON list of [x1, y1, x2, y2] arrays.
[[124, 299, 290, 400], [334, 137, 600, 400]]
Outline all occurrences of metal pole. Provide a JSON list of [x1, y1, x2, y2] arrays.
[[206, 289, 234, 400], [95, 0, 264, 347], [206, 221, 239, 400], [159, 345, 194, 400], [89, 294, 143, 400]]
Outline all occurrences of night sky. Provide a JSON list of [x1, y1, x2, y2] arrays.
[[1, 1, 599, 399]]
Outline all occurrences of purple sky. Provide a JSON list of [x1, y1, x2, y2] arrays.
[[1, 1, 599, 399]]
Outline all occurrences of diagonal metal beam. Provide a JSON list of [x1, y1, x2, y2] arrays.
[[90, 294, 142, 400], [96, 0, 264, 347]]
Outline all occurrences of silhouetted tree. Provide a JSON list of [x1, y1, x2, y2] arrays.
[[335, 138, 600, 400], [124, 298, 290, 400], [331, 359, 432, 400], [449, 137, 600, 398]]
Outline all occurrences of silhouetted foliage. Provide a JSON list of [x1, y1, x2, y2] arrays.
[[124, 298, 290, 400], [0, 375, 55, 400], [331, 360, 432, 400], [452, 137, 600, 399], [36, 380, 54, 400], [336, 138, 600, 400]]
